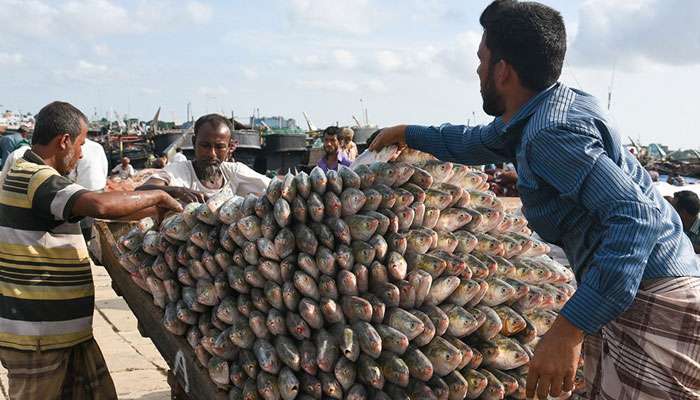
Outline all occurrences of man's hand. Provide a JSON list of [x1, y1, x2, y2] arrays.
[[166, 187, 208, 203], [137, 180, 208, 204], [526, 316, 584, 399], [368, 125, 407, 152], [155, 191, 184, 213]]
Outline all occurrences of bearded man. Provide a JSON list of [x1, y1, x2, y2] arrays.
[[370, 1, 700, 399], [139, 114, 270, 202]]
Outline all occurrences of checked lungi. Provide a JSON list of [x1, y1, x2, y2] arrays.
[[0, 338, 117, 400], [583, 277, 700, 399]]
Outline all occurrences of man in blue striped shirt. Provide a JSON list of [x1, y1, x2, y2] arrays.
[[371, 1, 700, 399]]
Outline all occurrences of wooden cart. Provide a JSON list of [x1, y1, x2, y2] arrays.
[[95, 221, 228, 400]]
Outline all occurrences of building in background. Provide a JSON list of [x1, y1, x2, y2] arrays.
[[250, 115, 297, 130]]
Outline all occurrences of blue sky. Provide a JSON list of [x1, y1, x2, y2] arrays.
[[1, 0, 699, 149]]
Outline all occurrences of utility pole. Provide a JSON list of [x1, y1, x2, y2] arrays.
[[607, 62, 616, 111]]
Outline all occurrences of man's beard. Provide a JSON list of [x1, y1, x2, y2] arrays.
[[195, 159, 222, 182], [481, 64, 506, 117], [59, 147, 77, 176]]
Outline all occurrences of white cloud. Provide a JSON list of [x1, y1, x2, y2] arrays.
[[436, 30, 481, 80], [0, 0, 215, 40], [53, 60, 121, 84], [59, 0, 132, 36], [372, 46, 442, 76], [296, 80, 359, 92], [0, 52, 24, 66], [333, 49, 358, 69], [186, 1, 213, 24], [364, 79, 388, 93], [292, 50, 359, 71], [140, 87, 158, 95], [287, 0, 376, 35], [241, 66, 259, 80], [78, 60, 108, 74], [0, 0, 57, 37], [94, 44, 111, 57], [198, 86, 229, 97], [292, 54, 330, 69], [571, 0, 700, 69], [376, 50, 404, 73], [294, 78, 387, 93]]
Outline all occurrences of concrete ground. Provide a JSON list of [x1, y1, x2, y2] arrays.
[[0, 266, 171, 400]]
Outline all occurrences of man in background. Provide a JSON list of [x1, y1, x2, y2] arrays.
[[111, 156, 135, 179], [317, 126, 351, 172], [0, 125, 30, 168], [339, 127, 358, 161], [138, 114, 270, 202], [671, 191, 700, 253], [172, 147, 187, 163]]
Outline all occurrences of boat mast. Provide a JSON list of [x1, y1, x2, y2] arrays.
[[607, 62, 616, 111]]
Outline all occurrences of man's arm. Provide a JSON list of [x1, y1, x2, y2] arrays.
[[73, 190, 182, 220], [137, 177, 207, 203], [31, 171, 182, 222], [525, 127, 665, 399], [369, 122, 514, 165], [528, 127, 664, 333]]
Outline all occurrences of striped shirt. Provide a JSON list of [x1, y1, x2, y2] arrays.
[[406, 83, 700, 334], [0, 150, 93, 351]]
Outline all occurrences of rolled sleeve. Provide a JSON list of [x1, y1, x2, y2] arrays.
[[559, 276, 633, 334], [148, 169, 174, 185], [528, 128, 664, 333], [32, 173, 88, 222], [405, 123, 513, 165]]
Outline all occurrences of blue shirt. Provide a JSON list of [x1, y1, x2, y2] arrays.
[[405, 83, 700, 334], [0, 133, 24, 169]]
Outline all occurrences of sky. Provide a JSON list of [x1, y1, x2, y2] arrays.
[[1, 0, 699, 149]]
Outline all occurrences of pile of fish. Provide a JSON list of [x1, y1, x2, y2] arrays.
[[114, 156, 581, 400]]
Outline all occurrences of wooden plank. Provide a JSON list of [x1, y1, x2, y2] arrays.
[[96, 222, 228, 400]]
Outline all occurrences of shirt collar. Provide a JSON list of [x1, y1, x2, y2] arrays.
[[493, 83, 560, 135], [690, 215, 700, 234], [325, 149, 347, 161], [21, 149, 46, 165]]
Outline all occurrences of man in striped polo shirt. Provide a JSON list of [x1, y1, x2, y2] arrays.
[[0, 101, 181, 400]]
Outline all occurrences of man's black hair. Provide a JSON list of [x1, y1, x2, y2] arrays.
[[194, 114, 232, 139], [675, 191, 700, 215], [480, 0, 566, 92], [176, 147, 182, 152], [323, 126, 340, 137], [31, 101, 87, 145]]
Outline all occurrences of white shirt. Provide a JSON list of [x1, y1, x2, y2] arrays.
[[150, 160, 270, 197], [69, 138, 108, 190], [172, 152, 187, 163], [0, 144, 30, 185], [112, 164, 135, 180]]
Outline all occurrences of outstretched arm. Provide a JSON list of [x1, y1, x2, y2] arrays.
[[72, 190, 182, 220], [31, 171, 182, 222], [369, 122, 514, 165]]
